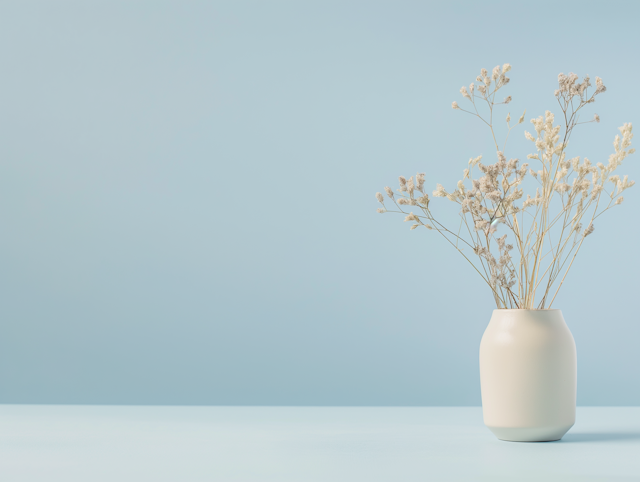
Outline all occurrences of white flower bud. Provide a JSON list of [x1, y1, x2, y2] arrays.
[[583, 223, 595, 237]]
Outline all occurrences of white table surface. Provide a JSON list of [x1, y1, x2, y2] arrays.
[[1, 406, 639, 482]]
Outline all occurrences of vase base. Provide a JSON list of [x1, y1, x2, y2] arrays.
[[487, 424, 574, 442]]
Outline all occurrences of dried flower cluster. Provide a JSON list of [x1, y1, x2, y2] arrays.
[[375, 64, 635, 309]]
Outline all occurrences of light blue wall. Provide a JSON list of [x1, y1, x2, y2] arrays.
[[1, 1, 639, 405]]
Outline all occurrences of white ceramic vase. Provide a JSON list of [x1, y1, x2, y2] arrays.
[[479, 309, 576, 442]]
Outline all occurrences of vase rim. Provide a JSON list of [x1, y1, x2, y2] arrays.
[[494, 308, 561, 311]]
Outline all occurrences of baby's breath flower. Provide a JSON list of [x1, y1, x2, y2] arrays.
[[617, 175, 635, 192], [571, 156, 580, 170], [518, 110, 526, 124], [474, 219, 489, 231], [469, 155, 482, 166], [504, 96, 512, 104], [452, 101, 460, 109], [502, 63, 511, 73], [583, 223, 595, 237], [615, 197, 624, 205], [594, 114, 600, 123], [606, 123, 634, 170], [410, 224, 419, 230], [522, 195, 535, 209], [517, 163, 529, 177], [385, 186, 394, 198], [404, 212, 419, 222], [572, 222, 583, 234], [397, 198, 409, 205], [376, 208, 385, 213], [407, 177, 415, 194], [506, 113, 511, 123], [460, 86, 470, 99], [376, 192, 384, 203]]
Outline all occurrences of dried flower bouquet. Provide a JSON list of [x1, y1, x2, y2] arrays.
[[376, 64, 635, 309]]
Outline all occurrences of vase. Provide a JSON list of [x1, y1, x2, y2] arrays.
[[479, 309, 576, 442]]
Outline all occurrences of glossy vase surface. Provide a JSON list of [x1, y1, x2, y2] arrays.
[[479, 309, 576, 442]]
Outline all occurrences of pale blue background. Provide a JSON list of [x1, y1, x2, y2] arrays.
[[0, 0, 638, 405]]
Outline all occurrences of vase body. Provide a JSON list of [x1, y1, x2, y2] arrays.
[[479, 309, 576, 442]]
